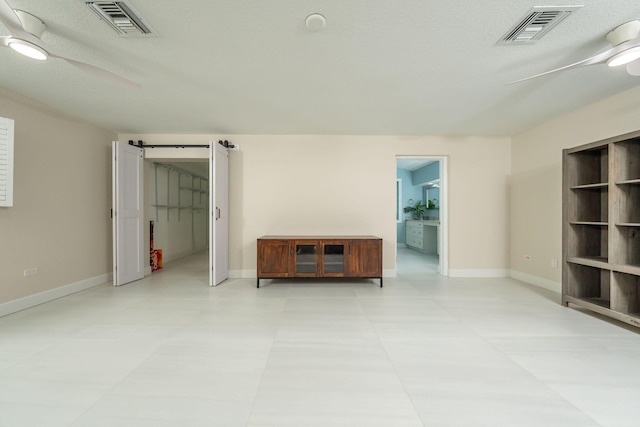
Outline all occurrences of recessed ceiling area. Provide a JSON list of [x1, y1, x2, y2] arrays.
[[397, 159, 435, 171], [1, 0, 640, 136]]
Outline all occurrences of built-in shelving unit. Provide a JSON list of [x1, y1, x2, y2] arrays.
[[152, 163, 208, 221], [563, 131, 640, 327]]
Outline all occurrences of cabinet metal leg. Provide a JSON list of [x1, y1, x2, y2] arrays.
[[380, 277, 383, 288], [257, 278, 260, 288]]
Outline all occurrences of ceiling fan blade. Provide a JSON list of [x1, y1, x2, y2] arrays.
[[0, 0, 28, 36], [506, 48, 618, 85], [52, 54, 140, 89], [1, 2, 139, 88]]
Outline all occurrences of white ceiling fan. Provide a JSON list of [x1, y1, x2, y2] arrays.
[[508, 20, 640, 84], [0, 0, 139, 89]]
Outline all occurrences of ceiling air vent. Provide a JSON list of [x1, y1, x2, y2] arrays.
[[85, 1, 154, 36], [499, 5, 583, 44]]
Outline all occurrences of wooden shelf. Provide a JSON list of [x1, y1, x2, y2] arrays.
[[564, 296, 640, 328], [616, 179, 640, 185], [563, 132, 640, 329], [567, 256, 610, 269], [571, 182, 608, 190]]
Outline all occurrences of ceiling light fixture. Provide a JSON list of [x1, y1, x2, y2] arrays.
[[305, 13, 326, 31], [607, 46, 640, 67], [7, 38, 48, 60]]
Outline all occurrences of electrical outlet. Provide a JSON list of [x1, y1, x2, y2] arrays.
[[24, 268, 38, 277], [524, 255, 532, 261], [551, 259, 558, 268]]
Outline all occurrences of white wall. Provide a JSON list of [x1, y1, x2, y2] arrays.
[[121, 134, 512, 278], [0, 88, 115, 308], [510, 85, 640, 292]]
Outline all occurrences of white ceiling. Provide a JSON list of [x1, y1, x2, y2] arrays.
[[1, 0, 640, 136], [397, 159, 435, 171]]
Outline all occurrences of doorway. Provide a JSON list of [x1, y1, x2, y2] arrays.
[[396, 156, 448, 276], [147, 160, 209, 277], [112, 141, 229, 287]]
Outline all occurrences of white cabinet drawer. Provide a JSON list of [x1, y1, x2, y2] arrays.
[[405, 221, 437, 253], [407, 236, 423, 249]]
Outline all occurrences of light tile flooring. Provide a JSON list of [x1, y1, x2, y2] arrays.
[[396, 246, 439, 275], [1, 252, 640, 426]]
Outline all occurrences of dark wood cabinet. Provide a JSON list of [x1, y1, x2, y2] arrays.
[[347, 239, 383, 278], [257, 236, 382, 287], [256, 239, 290, 278]]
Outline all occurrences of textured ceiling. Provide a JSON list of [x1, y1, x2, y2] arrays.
[[1, 0, 640, 136]]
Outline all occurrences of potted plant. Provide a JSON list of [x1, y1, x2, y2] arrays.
[[403, 200, 426, 220]]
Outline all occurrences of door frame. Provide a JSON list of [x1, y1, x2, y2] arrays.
[[114, 141, 228, 286], [396, 155, 448, 276]]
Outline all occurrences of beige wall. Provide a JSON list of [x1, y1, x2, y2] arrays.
[[0, 88, 116, 305], [510, 85, 640, 290], [3, 80, 636, 308], [121, 134, 512, 277]]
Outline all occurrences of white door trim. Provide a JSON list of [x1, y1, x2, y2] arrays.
[[396, 155, 448, 276]]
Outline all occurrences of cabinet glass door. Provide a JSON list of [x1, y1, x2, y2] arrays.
[[295, 244, 317, 274], [323, 244, 345, 274]]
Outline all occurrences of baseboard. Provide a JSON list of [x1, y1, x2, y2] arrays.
[[229, 269, 256, 279], [383, 269, 396, 278], [448, 269, 509, 278], [510, 270, 561, 293], [0, 273, 112, 318]]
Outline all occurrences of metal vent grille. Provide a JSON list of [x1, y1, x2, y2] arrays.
[[499, 5, 582, 44], [85, 1, 154, 36]]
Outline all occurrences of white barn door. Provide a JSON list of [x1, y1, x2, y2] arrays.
[[210, 142, 229, 286], [112, 141, 144, 286]]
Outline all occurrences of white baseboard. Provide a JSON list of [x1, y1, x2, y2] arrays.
[[0, 273, 112, 318], [510, 270, 561, 293], [383, 269, 396, 278], [229, 269, 256, 279], [449, 269, 509, 278]]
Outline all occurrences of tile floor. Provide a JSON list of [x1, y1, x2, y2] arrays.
[[1, 252, 640, 426], [396, 246, 439, 275]]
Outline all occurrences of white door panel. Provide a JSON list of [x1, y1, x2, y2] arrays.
[[113, 141, 144, 286], [210, 142, 229, 286]]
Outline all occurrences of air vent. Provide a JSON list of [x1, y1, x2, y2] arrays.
[[499, 5, 582, 44], [85, 1, 154, 36]]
